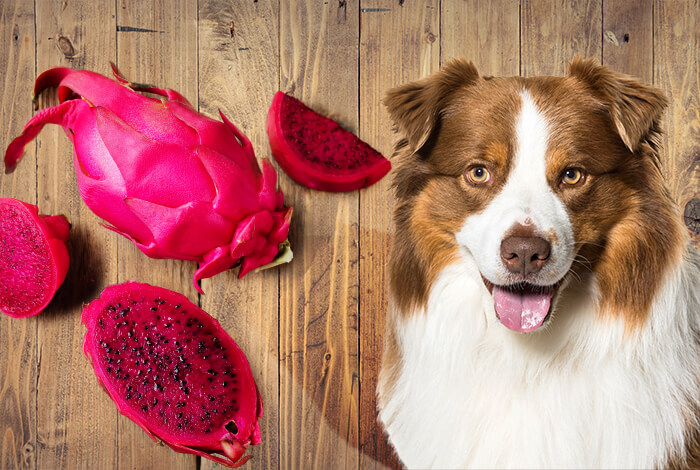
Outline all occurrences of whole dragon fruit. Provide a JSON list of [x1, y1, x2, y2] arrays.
[[1, 198, 70, 318], [5, 65, 292, 293], [82, 282, 262, 467]]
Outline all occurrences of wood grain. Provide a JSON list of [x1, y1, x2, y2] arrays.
[[115, 0, 198, 468], [654, 0, 700, 244], [0, 0, 36, 199], [358, 2, 439, 469], [279, 1, 360, 468], [0, 2, 36, 469], [1, 2, 699, 468], [34, 1, 118, 468], [602, 0, 653, 82], [441, 0, 519, 75], [521, 0, 602, 76], [197, 1, 281, 469]]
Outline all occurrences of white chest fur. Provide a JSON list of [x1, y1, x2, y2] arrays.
[[378, 251, 700, 469]]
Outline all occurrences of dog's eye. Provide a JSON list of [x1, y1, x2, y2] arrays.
[[561, 168, 584, 186], [467, 166, 490, 184]]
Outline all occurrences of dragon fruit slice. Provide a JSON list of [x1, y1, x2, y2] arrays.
[[0, 198, 70, 318], [266, 91, 391, 192], [5, 66, 292, 293], [82, 282, 262, 468]]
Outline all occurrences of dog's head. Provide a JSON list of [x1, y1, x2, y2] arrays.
[[386, 57, 684, 332]]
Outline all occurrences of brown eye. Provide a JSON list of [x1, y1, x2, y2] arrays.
[[561, 168, 584, 186], [467, 166, 490, 184]]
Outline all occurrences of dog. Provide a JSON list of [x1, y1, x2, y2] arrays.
[[377, 57, 700, 469]]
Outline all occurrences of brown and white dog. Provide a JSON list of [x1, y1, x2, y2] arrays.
[[377, 58, 700, 469]]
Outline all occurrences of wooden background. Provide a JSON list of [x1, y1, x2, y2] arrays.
[[1, 1, 698, 469]]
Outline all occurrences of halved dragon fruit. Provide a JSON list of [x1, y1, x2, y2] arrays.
[[82, 282, 262, 467], [0, 198, 70, 318], [5, 66, 292, 293], [266, 91, 391, 192]]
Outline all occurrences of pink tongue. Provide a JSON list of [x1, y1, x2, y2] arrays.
[[493, 286, 551, 332]]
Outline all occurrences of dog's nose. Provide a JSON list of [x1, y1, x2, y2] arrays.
[[500, 236, 551, 275]]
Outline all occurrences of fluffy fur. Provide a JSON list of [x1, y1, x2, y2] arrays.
[[378, 57, 700, 469]]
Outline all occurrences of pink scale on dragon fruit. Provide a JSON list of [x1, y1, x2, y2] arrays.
[[4, 65, 292, 293]]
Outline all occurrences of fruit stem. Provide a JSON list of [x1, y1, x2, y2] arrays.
[[220, 439, 246, 463]]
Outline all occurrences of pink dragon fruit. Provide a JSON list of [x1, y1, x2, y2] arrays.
[[82, 282, 262, 468], [5, 65, 292, 293], [1, 198, 70, 318], [267, 91, 391, 192]]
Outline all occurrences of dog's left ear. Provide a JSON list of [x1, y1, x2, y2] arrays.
[[384, 58, 481, 153], [568, 57, 668, 152]]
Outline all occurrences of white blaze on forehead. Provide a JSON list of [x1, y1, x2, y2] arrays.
[[515, 91, 550, 198], [455, 90, 575, 286]]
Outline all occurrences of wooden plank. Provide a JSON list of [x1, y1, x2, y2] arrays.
[[358, 2, 439, 469], [654, 0, 700, 245], [279, 1, 360, 468], [0, 1, 36, 198], [521, 0, 602, 76], [602, 0, 653, 82], [197, 1, 280, 469], [34, 1, 119, 468], [441, 0, 519, 75], [0, 4, 37, 469], [8, 2, 698, 469], [115, 0, 198, 468]]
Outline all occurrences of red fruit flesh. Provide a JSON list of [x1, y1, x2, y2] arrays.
[[0, 198, 70, 318], [266, 91, 391, 192], [82, 282, 262, 468]]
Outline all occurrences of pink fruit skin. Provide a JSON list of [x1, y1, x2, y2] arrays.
[[0, 198, 70, 318], [81, 282, 263, 468], [5, 66, 292, 293], [266, 91, 391, 192]]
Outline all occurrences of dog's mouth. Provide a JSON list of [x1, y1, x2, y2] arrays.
[[482, 278, 563, 333]]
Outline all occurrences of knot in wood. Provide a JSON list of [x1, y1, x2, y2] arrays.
[[684, 198, 700, 234]]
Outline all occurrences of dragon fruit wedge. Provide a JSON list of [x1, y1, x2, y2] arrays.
[[5, 65, 292, 293], [266, 91, 391, 192], [1, 198, 70, 318], [82, 282, 262, 468]]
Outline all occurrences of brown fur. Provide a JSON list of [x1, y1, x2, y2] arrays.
[[568, 57, 669, 153], [385, 57, 685, 332], [665, 386, 700, 469], [384, 56, 695, 467], [384, 58, 480, 153], [386, 65, 524, 314], [561, 58, 684, 330]]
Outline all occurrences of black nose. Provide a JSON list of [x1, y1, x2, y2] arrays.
[[500, 236, 551, 275]]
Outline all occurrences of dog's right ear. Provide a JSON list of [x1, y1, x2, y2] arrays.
[[384, 58, 481, 153]]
